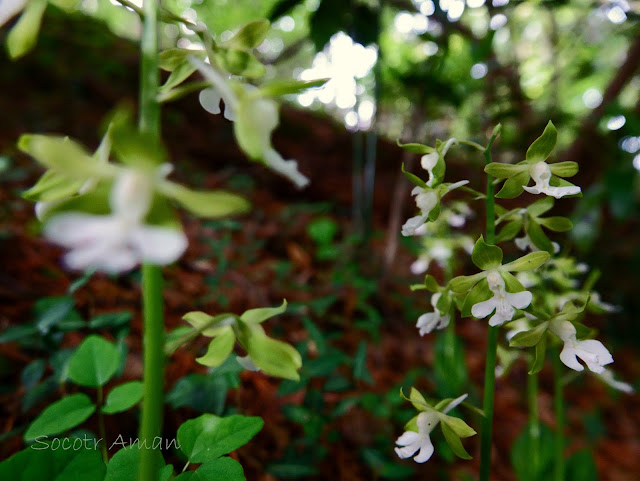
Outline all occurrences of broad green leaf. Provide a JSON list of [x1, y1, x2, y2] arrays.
[[511, 424, 554, 481], [352, 340, 373, 384], [196, 329, 236, 368], [509, 322, 550, 348], [449, 272, 485, 293], [178, 414, 264, 463], [241, 324, 301, 380], [471, 236, 503, 270], [102, 381, 144, 414], [527, 196, 554, 217], [495, 219, 523, 243], [24, 394, 96, 441], [88, 311, 132, 330], [529, 333, 547, 374], [538, 216, 573, 232], [439, 413, 476, 438], [240, 300, 287, 323], [259, 78, 328, 97], [161, 183, 250, 218], [441, 422, 473, 459], [227, 19, 270, 49], [216, 49, 266, 78], [68, 335, 121, 387], [502, 251, 550, 272], [192, 457, 246, 481], [496, 170, 530, 199], [484, 163, 526, 179], [566, 449, 597, 481], [526, 121, 557, 162], [526, 220, 555, 253], [401, 162, 428, 188], [549, 161, 578, 178], [105, 446, 170, 481], [396, 140, 435, 155], [6, 0, 47, 59]]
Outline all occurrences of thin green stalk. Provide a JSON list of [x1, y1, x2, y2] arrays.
[[527, 362, 540, 479], [97, 386, 108, 463], [479, 127, 500, 481], [138, 1, 164, 480], [552, 347, 565, 481]]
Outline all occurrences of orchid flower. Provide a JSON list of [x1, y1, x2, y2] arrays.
[[515, 234, 560, 254], [44, 169, 187, 273], [596, 369, 634, 393], [416, 292, 450, 335], [0, 0, 27, 27], [471, 271, 533, 326], [420, 138, 457, 187], [402, 181, 469, 236], [549, 319, 613, 373], [523, 161, 581, 198], [394, 394, 468, 463]]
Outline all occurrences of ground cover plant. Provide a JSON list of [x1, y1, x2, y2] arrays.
[[1, 1, 640, 480]]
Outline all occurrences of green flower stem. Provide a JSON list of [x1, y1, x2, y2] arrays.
[[138, 1, 164, 481], [552, 346, 565, 481], [479, 128, 500, 481], [527, 362, 540, 478]]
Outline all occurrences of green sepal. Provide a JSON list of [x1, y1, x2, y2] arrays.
[[462, 278, 492, 318], [403, 414, 419, 432], [182, 312, 237, 337], [435, 290, 452, 313], [501, 270, 527, 293], [441, 422, 473, 460], [196, 328, 236, 367], [495, 219, 523, 243], [526, 121, 557, 163], [529, 333, 547, 374], [527, 196, 554, 217], [259, 78, 328, 97], [423, 274, 441, 292], [502, 251, 550, 272], [439, 413, 476, 438], [397, 140, 435, 155], [538, 216, 572, 232], [572, 321, 594, 339], [226, 19, 270, 50], [401, 162, 428, 189], [22, 170, 85, 202], [496, 170, 530, 199], [238, 323, 301, 380], [159, 61, 197, 92], [111, 123, 167, 170], [216, 49, 266, 78], [6, 0, 47, 60], [509, 321, 550, 348], [526, 220, 555, 253], [158, 81, 212, 104], [160, 183, 250, 218], [407, 387, 432, 412], [484, 163, 526, 179], [549, 161, 578, 178], [471, 235, 503, 270], [36, 183, 112, 221], [449, 272, 486, 293], [427, 198, 441, 222], [234, 95, 277, 160], [159, 48, 198, 71], [240, 299, 287, 324]]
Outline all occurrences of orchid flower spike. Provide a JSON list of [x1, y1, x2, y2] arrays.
[[523, 161, 581, 199], [416, 292, 450, 335], [420, 138, 457, 187], [549, 319, 613, 373], [395, 394, 467, 463], [402, 180, 469, 236], [471, 271, 533, 326], [44, 169, 187, 273]]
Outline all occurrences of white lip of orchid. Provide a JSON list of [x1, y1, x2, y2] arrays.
[[416, 293, 450, 336], [189, 56, 239, 112], [420, 152, 439, 187], [549, 319, 613, 373], [395, 393, 467, 463], [523, 161, 581, 198], [471, 270, 533, 326], [596, 369, 634, 393]]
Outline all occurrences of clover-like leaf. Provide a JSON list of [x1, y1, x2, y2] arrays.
[[68, 335, 121, 388], [102, 381, 144, 414], [24, 394, 96, 441]]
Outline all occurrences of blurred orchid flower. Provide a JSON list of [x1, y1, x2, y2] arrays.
[[472, 271, 532, 326]]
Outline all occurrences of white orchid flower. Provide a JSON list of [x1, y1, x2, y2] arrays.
[[44, 169, 187, 274], [416, 292, 450, 336], [395, 393, 467, 463], [515, 234, 560, 254], [549, 319, 613, 373], [596, 369, 633, 393], [402, 181, 469, 236], [420, 138, 457, 187], [0, 0, 27, 27], [199, 87, 235, 121], [471, 271, 533, 326], [523, 161, 581, 198]]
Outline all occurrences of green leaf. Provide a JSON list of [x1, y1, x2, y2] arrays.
[[105, 446, 169, 481], [88, 311, 132, 330], [396, 140, 435, 155], [178, 414, 264, 463], [34, 296, 76, 334], [227, 19, 270, 49], [102, 381, 144, 414], [439, 414, 476, 438], [496, 170, 530, 199], [441, 422, 473, 459], [196, 329, 236, 368], [549, 161, 578, 178], [193, 457, 246, 481], [509, 322, 550, 348], [6, 0, 46, 59], [484, 163, 526, 179], [496, 219, 523, 243], [352, 340, 373, 384], [511, 424, 554, 481], [216, 49, 266, 78], [449, 272, 486, 293], [68, 335, 121, 387], [529, 333, 547, 374], [566, 449, 597, 481], [502, 251, 550, 272], [471, 236, 503, 270], [24, 394, 96, 441], [526, 121, 557, 162], [240, 300, 287, 324], [161, 183, 250, 218], [526, 220, 555, 253], [240, 324, 302, 380], [538, 216, 573, 232], [259, 78, 328, 97], [401, 162, 428, 188]]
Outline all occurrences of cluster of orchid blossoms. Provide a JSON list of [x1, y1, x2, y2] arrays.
[[395, 121, 632, 463]]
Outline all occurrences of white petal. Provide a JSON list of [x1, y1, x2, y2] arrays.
[[446, 180, 470, 192], [489, 308, 512, 327], [471, 298, 497, 319], [543, 185, 581, 199], [64, 244, 138, 273], [416, 313, 438, 336], [199, 88, 223, 115], [45, 214, 122, 248], [443, 393, 468, 414], [559, 345, 584, 372], [131, 226, 188, 265], [110, 170, 153, 221], [410, 258, 430, 275], [395, 431, 421, 447], [263, 148, 309, 188], [507, 290, 533, 310], [402, 215, 428, 236], [413, 436, 435, 463], [549, 319, 577, 342], [522, 185, 542, 195]]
